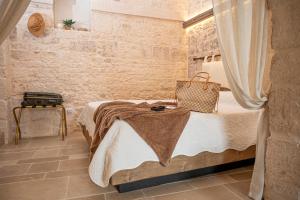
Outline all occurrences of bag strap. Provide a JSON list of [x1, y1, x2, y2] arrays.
[[188, 72, 210, 89], [190, 72, 210, 82]]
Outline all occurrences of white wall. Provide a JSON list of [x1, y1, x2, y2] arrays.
[[54, 0, 90, 29], [188, 0, 212, 19], [91, 0, 188, 21]]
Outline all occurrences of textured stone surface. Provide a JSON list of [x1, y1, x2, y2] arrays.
[[0, 40, 12, 144], [269, 0, 300, 49], [265, 138, 300, 200], [186, 17, 220, 77], [186, 0, 219, 77], [266, 0, 300, 199], [0, 1, 188, 143]]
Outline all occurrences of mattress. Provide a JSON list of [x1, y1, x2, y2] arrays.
[[78, 92, 260, 187]]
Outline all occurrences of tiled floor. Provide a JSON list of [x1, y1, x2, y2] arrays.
[[0, 132, 253, 200]]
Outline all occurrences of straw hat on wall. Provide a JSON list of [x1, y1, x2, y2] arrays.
[[27, 13, 45, 37]]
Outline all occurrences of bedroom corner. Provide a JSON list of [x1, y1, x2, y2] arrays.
[[0, 0, 299, 200]]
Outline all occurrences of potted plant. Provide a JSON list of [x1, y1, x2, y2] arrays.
[[63, 19, 75, 30]]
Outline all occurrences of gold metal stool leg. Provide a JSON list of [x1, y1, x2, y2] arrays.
[[13, 107, 22, 145], [62, 106, 67, 136], [60, 106, 65, 141]]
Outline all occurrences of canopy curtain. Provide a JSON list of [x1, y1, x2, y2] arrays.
[[0, 0, 31, 45], [212, 0, 270, 199]]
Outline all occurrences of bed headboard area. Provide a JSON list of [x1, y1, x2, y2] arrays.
[[201, 56, 230, 90]]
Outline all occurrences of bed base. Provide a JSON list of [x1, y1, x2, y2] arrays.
[[116, 158, 254, 193], [80, 124, 256, 192]]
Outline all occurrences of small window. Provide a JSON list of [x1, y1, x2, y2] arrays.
[[54, 0, 91, 31]]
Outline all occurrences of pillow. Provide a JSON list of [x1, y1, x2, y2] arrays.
[[202, 59, 230, 90]]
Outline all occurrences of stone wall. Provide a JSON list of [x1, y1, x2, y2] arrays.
[[186, 0, 219, 77], [1, 0, 187, 143], [265, 0, 300, 199], [0, 40, 12, 144]]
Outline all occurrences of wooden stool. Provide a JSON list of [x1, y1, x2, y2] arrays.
[[13, 105, 67, 144]]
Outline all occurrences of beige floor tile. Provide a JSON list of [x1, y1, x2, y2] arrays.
[[68, 154, 89, 160], [0, 151, 34, 161], [18, 155, 69, 164], [0, 163, 31, 177], [46, 168, 88, 178], [106, 190, 144, 200], [43, 145, 72, 150], [0, 147, 41, 153], [0, 160, 18, 167], [228, 171, 253, 181], [188, 174, 236, 189], [217, 165, 253, 176], [0, 142, 30, 150], [143, 181, 194, 197], [151, 185, 241, 200], [66, 137, 87, 145], [32, 149, 60, 158], [0, 177, 68, 200], [68, 194, 105, 200], [0, 132, 255, 200], [59, 158, 89, 170], [28, 161, 59, 173], [0, 173, 44, 184], [27, 137, 67, 147], [243, 165, 254, 170], [224, 180, 252, 200], [59, 146, 89, 156], [66, 175, 116, 198]]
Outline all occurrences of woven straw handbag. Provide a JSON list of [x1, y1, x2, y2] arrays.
[[175, 72, 221, 113]]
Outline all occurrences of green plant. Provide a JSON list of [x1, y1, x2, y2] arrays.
[[63, 19, 76, 28]]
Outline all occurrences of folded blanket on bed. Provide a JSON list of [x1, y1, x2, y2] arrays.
[[91, 101, 190, 166]]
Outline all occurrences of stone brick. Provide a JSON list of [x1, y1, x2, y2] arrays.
[[265, 138, 300, 200], [186, 17, 220, 77], [269, 87, 300, 142], [270, 48, 300, 87], [270, 0, 300, 49], [266, 0, 300, 199], [0, 100, 7, 120], [0, 0, 188, 142]]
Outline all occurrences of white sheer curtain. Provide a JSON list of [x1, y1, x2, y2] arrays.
[[0, 0, 30, 45], [212, 0, 270, 199]]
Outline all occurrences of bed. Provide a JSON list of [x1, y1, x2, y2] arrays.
[[78, 91, 260, 191]]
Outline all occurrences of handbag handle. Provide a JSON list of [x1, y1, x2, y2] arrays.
[[188, 72, 210, 89], [190, 72, 210, 82]]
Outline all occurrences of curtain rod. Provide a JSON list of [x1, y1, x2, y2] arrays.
[[193, 54, 221, 61], [183, 8, 214, 29]]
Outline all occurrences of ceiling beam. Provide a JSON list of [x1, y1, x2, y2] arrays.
[[183, 8, 213, 29]]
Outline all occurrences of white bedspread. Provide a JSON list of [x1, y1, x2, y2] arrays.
[[78, 92, 260, 187]]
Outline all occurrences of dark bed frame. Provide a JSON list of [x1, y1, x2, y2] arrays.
[[116, 158, 255, 193]]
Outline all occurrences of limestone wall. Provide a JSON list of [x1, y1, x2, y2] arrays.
[[0, 40, 12, 144], [0, 0, 187, 143], [265, 0, 300, 199], [186, 0, 219, 77]]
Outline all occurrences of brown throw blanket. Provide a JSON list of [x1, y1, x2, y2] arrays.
[[91, 101, 190, 166]]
